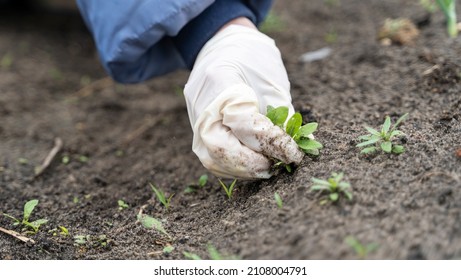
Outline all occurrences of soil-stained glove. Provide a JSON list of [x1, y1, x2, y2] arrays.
[[184, 25, 304, 179]]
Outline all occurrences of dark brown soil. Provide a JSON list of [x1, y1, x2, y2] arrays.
[[1, 0, 460, 260]]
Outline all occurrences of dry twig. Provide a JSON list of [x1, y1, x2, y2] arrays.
[[0, 226, 36, 244], [34, 137, 63, 177]]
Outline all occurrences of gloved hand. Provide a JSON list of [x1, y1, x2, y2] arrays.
[[184, 24, 304, 179]]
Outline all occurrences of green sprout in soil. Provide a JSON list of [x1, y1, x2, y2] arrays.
[[117, 199, 129, 211], [2, 199, 48, 234], [218, 179, 237, 200], [267, 106, 323, 157], [150, 183, 174, 210], [436, 0, 458, 38], [73, 234, 110, 247], [49, 226, 69, 237], [345, 236, 379, 259], [311, 172, 352, 204], [137, 213, 171, 238], [274, 192, 283, 209], [163, 245, 174, 254], [185, 174, 208, 193], [357, 113, 408, 155]]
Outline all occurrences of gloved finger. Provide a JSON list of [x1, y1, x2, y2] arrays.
[[221, 85, 304, 165], [194, 118, 272, 179]]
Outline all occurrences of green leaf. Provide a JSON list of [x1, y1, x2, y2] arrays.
[[184, 186, 196, 193], [274, 192, 283, 209], [311, 177, 331, 186], [163, 246, 174, 253], [2, 213, 20, 224], [392, 145, 405, 154], [365, 126, 380, 136], [382, 116, 391, 134], [266, 106, 288, 127], [329, 193, 339, 201], [381, 141, 392, 153], [297, 139, 323, 150], [339, 181, 351, 189], [29, 219, 48, 229], [150, 183, 167, 206], [311, 185, 331, 191], [390, 130, 403, 138], [137, 214, 170, 238], [183, 251, 202, 260], [23, 199, 39, 222], [198, 174, 208, 187], [207, 244, 223, 260], [286, 113, 302, 137], [391, 113, 409, 130], [304, 149, 320, 156], [296, 123, 318, 138], [360, 147, 377, 154], [356, 138, 380, 148], [344, 191, 353, 201]]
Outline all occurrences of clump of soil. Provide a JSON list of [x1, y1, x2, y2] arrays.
[[1, 0, 460, 260]]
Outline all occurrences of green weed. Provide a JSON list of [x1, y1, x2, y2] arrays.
[[2, 199, 48, 234], [311, 172, 352, 204], [357, 113, 408, 155], [218, 179, 237, 200], [137, 213, 171, 238], [345, 236, 378, 259], [436, 0, 458, 37], [150, 183, 174, 209], [274, 192, 283, 209], [266, 106, 323, 156], [117, 200, 129, 211]]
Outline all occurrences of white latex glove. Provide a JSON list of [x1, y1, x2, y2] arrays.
[[184, 24, 304, 179]]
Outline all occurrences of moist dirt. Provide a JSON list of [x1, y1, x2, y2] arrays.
[[1, 0, 460, 260]]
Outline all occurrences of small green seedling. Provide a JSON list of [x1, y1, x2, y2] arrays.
[[18, 158, 28, 165], [137, 213, 171, 238], [357, 113, 408, 155], [49, 226, 69, 237], [117, 200, 129, 210], [266, 106, 323, 156], [163, 245, 174, 254], [218, 179, 237, 200], [345, 236, 378, 259], [150, 183, 174, 209], [311, 172, 352, 204], [274, 192, 283, 209], [185, 174, 208, 193], [2, 199, 48, 234], [74, 235, 89, 246], [436, 0, 458, 38]]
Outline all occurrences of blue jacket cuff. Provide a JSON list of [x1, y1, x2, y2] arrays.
[[172, 0, 258, 69]]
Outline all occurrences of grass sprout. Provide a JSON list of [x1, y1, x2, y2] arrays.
[[150, 183, 174, 209], [345, 236, 379, 259], [274, 192, 283, 209], [218, 179, 237, 200], [357, 113, 408, 155], [311, 172, 352, 204], [436, 0, 458, 37], [2, 199, 48, 234]]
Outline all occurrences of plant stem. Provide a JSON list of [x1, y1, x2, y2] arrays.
[[437, 0, 458, 38]]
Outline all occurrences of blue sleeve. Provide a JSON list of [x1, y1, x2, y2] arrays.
[[77, 0, 272, 84]]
